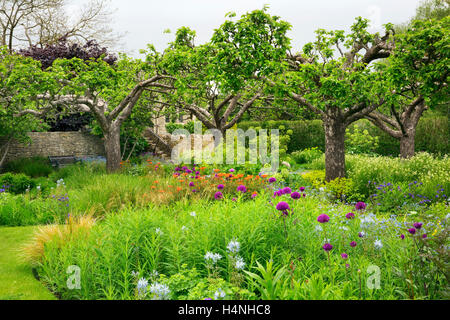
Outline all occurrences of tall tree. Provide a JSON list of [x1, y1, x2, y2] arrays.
[[157, 9, 291, 137], [267, 18, 394, 181], [0, 47, 49, 167], [15, 45, 173, 172], [366, 18, 449, 158], [0, 0, 120, 51]]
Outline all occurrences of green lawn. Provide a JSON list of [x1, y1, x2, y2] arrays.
[[0, 226, 56, 300]]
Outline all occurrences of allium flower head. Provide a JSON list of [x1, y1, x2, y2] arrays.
[[413, 222, 423, 230], [268, 177, 276, 183], [276, 201, 291, 216], [189, 182, 195, 187], [214, 192, 224, 200], [408, 228, 416, 235], [400, 234, 405, 240], [217, 184, 225, 190], [346, 212, 355, 219], [355, 202, 367, 210], [323, 243, 333, 251], [282, 187, 292, 194], [317, 214, 330, 223], [237, 185, 247, 193], [350, 241, 357, 247], [299, 187, 305, 192], [341, 253, 348, 259], [251, 192, 258, 199], [229, 168, 235, 173], [358, 232, 365, 238], [291, 192, 301, 200]]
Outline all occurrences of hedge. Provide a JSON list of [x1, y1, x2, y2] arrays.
[[238, 116, 449, 155]]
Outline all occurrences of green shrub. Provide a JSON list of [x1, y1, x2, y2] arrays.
[[291, 147, 323, 164], [0, 172, 36, 194], [239, 116, 449, 155], [3, 156, 53, 178], [345, 125, 379, 155]]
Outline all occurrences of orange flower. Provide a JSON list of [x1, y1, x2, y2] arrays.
[[214, 169, 220, 173], [151, 186, 156, 189], [153, 181, 159, 184], [176, 187, 182, 192]]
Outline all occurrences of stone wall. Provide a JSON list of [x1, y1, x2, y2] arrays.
[[4, 132, 105, 162]]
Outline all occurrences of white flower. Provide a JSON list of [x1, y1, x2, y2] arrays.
[[149, 282, 170, 300], [315, 225, 323, 232], [374, 239, 383, 249], [205, 252, 222, 264], [131, 270, 139, 278], [155, 228, 163, 235], [137, 278, 148, 297], [36, 185, 41, 191], [190, 211, 196, 217], [181, 226, 188, 231], [339, 226, 349, 231], [227, 240, 240, 254], [214, 288, 226, 300], [235, 256, 245, 270]]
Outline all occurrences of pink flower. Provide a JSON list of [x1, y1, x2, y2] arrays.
[[317, 214, 330, 223]]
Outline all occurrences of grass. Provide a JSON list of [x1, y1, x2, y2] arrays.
[[0, 226, 56, 300]]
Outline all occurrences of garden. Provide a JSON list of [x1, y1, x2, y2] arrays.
[[0, 0, 449, 302]]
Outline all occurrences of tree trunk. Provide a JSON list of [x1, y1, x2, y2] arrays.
[[400, 128, 416, 159], [324, 117, 347, 182], [104, 126, 122, 173]]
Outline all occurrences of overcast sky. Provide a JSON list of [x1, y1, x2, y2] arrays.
[[70, 0, 424, 57]]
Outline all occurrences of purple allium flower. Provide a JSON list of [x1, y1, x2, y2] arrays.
[[276, 202, 291, 216], [408, 228, 416, 235], [282, 187, 292, 194], [341, 253, 348, 260], [350, 241, 357, 247], [345, 263, 350, 269], [232, 198, 237, 202], [400, 234, 405, 240], [189, 182, 195, 187], [237, 185, 247, 193], [355, 202, 367, 211], [251, 193, 257, 199], [346, 212, 355, 219], [217, 184, 225, 190], [422, 234, 427, 239], [229, 168, 235, 173], [214, 192, 224, 200], [358, 232, 365, 238], [317, 214, 330, 223], [299, 187, 305, 192], [413, 222, 423, 230], [323, 243, 333, 252], [268, 177, 276, 183], [291, 192, 301, 200]]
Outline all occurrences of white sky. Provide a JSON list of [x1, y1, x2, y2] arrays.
[[70, 0, 424, 57]]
